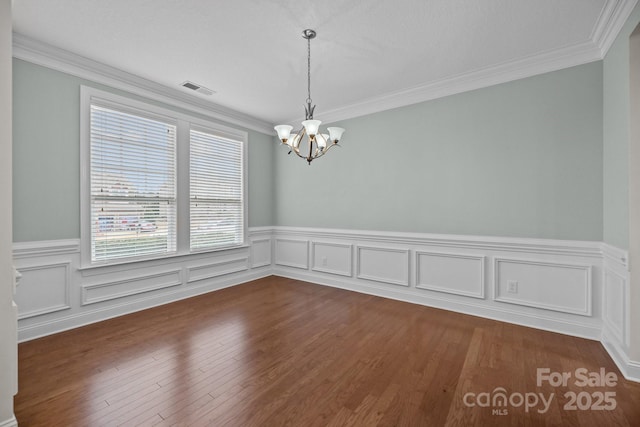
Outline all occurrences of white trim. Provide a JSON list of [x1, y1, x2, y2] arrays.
[[284, 0, 638, 126], [493, 257, 592, 316], [602, 325, 640, 382], [12, 239, 80, 258], [274, 238, 309, 269], [603, 267, 628, 345], [271, 226, 603, 258], [13, 2, 637, 132], [415, 251, 485, 299], [594, 0, 640, 56], [15, 262, 72, 319], [0, 416, 17, 427], [602, 242, 629, 269], [81, 269, 183, 305], [288, 40, 602, 125], [186, 257, 249, 283], [249, 238, 272, 268], [356, 245, 410, 287], [12, 33, 273, 134], [310, 241, 353, 277]]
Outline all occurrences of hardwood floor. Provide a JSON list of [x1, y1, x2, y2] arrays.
[[15, 276, 640, 426]]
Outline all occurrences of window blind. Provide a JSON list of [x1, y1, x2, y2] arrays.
[[90, 104, 177, 262], [190, 128, 244, 250]]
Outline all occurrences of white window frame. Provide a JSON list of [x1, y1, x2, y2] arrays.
[[80, 86, 248, 268]]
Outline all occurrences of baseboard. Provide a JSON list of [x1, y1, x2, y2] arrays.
[[602, 325, 640, 382], [273, 268, 602, 340], [0, 416, 17, 427]]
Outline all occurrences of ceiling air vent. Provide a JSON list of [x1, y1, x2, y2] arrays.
[[180, 81, 215, 96]]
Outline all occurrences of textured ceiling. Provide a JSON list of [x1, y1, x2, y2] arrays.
[[11, 0, 630, 127]]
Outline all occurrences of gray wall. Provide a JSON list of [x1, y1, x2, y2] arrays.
[[13, 51, 606, 244], [12, 59, 275, 242], [603, 3, 640, 250], [275, 62, 603, 241]]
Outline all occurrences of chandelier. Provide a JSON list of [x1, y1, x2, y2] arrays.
[[274, 29, 345, 165]]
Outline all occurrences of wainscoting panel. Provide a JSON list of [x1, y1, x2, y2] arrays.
[[250, 238, 272, 268], [599, 243, 635, 381], [357, 246, 410, 287], [82, 269, 183, 305], [603, 268, 627, 345], [14, 262, 71, 319], [186, 257, 249, 284], [311, 242, 352, 277], [416, 251, 485, 299], [494, 257, 592, 316], [275, 238, 309, 269]]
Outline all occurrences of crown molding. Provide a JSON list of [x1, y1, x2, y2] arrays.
[[292, 41, 603, 125], [11, 33, 274, 135], [287, 0, 638, 125], [12, 0, 638, 130], [593, 0, 639, 56]]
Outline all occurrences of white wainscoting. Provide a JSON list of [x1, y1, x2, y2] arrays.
[[311, 242, 352, 277], [271, 227, 604, 341], [186, 256, 249, 284], [603, 268, 627, 344], [13, 229, 272, 342], [600, 243, 639, 382], [82, 268, 184, 305], [416, 251, 485, 299], [14, 261, 71, 319], [13, 226, 640, 382], [250, 237, 272, 268], [275, 238, 309, 269], [493, 257, 592, 316], [357, 246, 410, 287]]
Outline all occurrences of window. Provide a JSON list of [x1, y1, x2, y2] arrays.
[[81, 87, 247, 266], [89, 104, 177, 262], [190, 128, 244, 250]]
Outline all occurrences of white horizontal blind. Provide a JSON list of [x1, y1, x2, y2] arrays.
[[190, 128, 244, 250], [90, 104, 177, 262]]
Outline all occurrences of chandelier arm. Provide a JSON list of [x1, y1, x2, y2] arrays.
[[314, 133, 329, 157], [313, 143, 341, 159], [290, 126, 306, 158], [292, 149, 306, 160]]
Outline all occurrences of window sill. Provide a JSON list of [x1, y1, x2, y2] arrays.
[[78, 243, 250, 273]]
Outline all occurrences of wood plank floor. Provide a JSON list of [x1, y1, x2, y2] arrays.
[[15, 276, 640, 426]]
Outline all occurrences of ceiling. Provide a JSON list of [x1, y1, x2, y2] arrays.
[[11, 0, 635, 129]]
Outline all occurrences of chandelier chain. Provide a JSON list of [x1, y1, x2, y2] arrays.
[[306, 35, 312, 104]]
